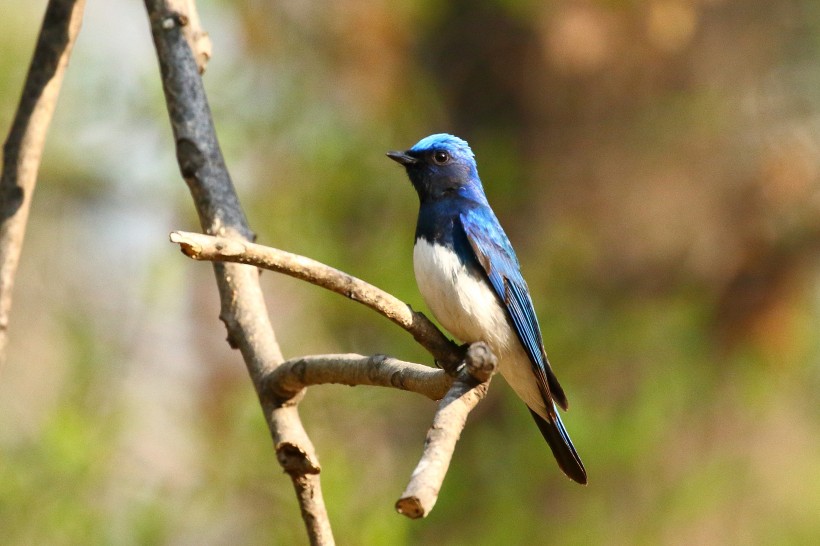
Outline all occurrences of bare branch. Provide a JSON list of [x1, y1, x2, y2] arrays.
[[169, 230, 464, 373], [144, 2, 332, 544], [396, 343, 498, 519], [269, 402, 330, 545], [267, 354, 451, 401], [291, 474, 334, 543], [0, 0, 86, 365]]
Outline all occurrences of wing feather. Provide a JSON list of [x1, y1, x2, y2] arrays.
[[459, 210, 568, 410]]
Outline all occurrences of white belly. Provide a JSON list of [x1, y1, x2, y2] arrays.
[[413, 240, 548, 416]]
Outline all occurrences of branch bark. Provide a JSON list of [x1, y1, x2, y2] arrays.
[[169, 230, 464, 373], [268, 354, 451, 401], [143, 2, 332, 544], [164, 0, 211, 72], [0, 0, 86, 365]]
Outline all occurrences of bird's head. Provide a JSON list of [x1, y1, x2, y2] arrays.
[[387, 133, 481, 202]]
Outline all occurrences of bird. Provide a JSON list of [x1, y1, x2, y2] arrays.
[[387, 133, 586, 484]]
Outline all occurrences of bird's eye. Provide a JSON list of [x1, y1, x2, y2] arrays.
[[432, 150, 450, 164]]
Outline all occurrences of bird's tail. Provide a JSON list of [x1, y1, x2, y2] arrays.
[[528, 408, 587, 484]]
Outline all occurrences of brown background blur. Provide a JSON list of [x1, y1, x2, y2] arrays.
[[2, 1, 819, 544]]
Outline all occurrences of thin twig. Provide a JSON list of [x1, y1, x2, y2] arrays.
[[169, 230, 464, 373], [143, 2, 333, 544], [396, 343, 498, 519], [0, 0, 86, 365]]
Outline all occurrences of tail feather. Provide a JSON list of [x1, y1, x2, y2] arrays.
[[528, 408, 587, 484], [544, 361, 568, 411]]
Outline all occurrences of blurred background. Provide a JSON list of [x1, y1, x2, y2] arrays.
[[2, 0, 820, 544]]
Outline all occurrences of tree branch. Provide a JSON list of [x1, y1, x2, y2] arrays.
[[0, 0, 86, 365], [143, 2, 333, 544], [267, 354, 451, 401], [169, 230, 464, 373], [396, 343, 498, 519]]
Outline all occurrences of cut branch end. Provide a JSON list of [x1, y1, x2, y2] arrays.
[[395, 497, 425, 519]]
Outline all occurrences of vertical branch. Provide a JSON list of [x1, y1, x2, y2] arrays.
[[143, 1, 334, 544], [0, 0, 86, 365]]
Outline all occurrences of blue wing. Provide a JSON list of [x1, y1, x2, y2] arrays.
[[458, 208, 568, 411], [459, 207, 587, 483]]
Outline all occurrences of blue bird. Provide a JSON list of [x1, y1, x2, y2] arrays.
[[387, 133, 586, 484]]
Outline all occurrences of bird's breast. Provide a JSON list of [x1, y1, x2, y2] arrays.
[[414, 239, 549, 416], [413, 239, 515, 352]]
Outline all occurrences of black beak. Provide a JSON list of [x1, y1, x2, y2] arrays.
[[386, 150, 418, 166]]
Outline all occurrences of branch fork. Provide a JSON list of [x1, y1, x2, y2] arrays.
[[170, 230, 499, 520]]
